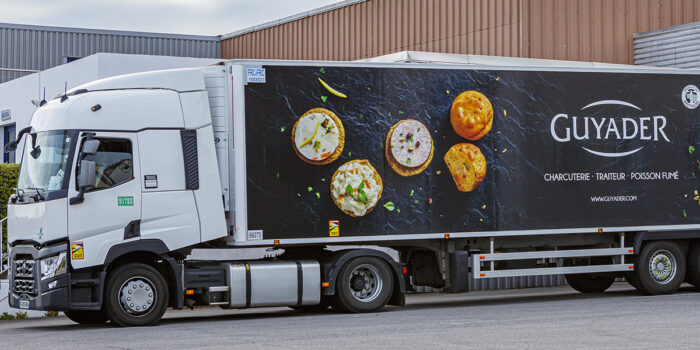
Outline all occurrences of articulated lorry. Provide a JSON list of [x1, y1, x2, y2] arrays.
[[6, 58, 700, 326]]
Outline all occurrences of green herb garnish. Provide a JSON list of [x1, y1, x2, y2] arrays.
[[410, 190, 414, 197], [414, 200, 419, 204], [358, 191, 368, 203], [396, 208, 400, 213], [683, 210, 688, 218], [280, 126, 285, 132], [276, 172, 280, 179], [348, 152, 352, 157], [383, 202, 395, 211], [319, 67, 325, 74], [388, 112, 392, 117], [357, 182, 367, 202], [360, 114, 364, 118], [315, 192, 320, 199], [308, 187, 313, 192], [345, 184, 353, 196], [321, 178, 326, 182], [690, 146, 696, 154], [398, 110, 404, 115], [407, 157, 411, 164], [321, 95, 328, 102]]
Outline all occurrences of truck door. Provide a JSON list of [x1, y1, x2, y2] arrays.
[[67, 132, 141, 269]]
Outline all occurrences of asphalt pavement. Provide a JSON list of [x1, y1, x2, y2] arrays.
[[1, 283, 698, 349]]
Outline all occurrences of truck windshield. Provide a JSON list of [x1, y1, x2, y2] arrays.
[[17, 130, 74, 195]]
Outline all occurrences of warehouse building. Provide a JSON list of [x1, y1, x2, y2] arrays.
[[0, 22, 220, 83], [221, 0, 700, 64]]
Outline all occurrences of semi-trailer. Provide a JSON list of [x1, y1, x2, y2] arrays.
[[6, 58, 700, 326]]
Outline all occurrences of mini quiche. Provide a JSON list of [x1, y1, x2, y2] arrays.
[[385, 119, 434, 176], [330, 159, 383, 217], [292, 108, 345, 165], [450, 90, 493, 141], [444, 143, 487, 192]]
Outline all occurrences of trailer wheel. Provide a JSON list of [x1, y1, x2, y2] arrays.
[[334, 257, 394, 313], [104, 263, 169, 327], [64, 310, 108, 325], [565, 274, 615, 293], [633, 241, 686, 295], [687, 243, 700, 290]]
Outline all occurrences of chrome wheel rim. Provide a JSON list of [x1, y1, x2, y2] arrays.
[[648, 250, 676, 284], [119, 277, 156, 316], [348, 264, 383, 303]]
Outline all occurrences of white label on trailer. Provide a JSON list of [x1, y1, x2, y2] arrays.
[[247, 229, 263, 240], [246, 68, 266, 83]]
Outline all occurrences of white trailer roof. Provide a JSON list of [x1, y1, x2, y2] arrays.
[[357, 50, 678, 70]]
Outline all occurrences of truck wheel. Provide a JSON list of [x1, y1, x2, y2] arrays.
[[687, 243, 700, 289], [104, 263, 169, 327], [633, 241, 686, 295], [565, 274, 615, 293], [334, 257, 394, 313], [64, 310, 108, 325]]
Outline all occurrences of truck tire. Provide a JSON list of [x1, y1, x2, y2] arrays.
[[565, 274, 615, 293], [633, 241, 686, 295], [64, 310, 108, 325], [334, 256, 394, 313], [104, 263, 169, 327], [687, 243, 700, 289]]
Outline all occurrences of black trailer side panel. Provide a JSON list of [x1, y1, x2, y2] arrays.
[[243, 65, 700, 240]]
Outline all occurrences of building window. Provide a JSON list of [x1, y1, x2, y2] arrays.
[[3, 124, 15, 163]]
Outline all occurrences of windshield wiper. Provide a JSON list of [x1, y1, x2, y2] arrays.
[[26, 187, 45, 202]]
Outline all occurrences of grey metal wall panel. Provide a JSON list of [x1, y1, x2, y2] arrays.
[[0, 23, 220, 83], [634, 21, 700, 68]]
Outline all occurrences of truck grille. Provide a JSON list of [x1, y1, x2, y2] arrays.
[[14, 280, 35, 294], [14, 260, 35, 278], [13, 259, 37, 295]]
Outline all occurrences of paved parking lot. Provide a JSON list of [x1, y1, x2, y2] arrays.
[[1, 283, 698, 349]]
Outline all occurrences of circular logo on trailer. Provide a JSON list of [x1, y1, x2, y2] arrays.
[[682, 85, 700, 109]]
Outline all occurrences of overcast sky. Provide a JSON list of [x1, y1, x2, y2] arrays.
[[0, 0, 343, 36]]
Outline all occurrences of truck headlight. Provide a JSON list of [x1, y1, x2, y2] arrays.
[[40, 252, 67, 280]]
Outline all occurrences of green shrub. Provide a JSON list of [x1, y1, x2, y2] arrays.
[[14, 312, 27, 319], [45, 311, 59, 317], [0, 163, 20, 249], [0, 312, 15, 320]]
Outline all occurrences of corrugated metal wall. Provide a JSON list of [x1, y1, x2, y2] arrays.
[[524, 0, 700, 64], [221, 0, 700, 65], [222, 0, 526, 61], [633, 21, 700, 68], [0, 23, 220, 83]]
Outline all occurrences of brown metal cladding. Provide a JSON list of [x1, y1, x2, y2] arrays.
[[221, 0, 700, 64]]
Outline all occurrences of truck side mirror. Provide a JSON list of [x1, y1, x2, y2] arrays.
[[77, 160, 96, 190], [82, 139, 100, 155], [69, 159, 97, 205], [4, 126, 34, 153]]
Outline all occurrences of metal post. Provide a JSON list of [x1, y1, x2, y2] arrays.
[[0, 217, 7, 275], [490, 237, 495, 272], [620, 232, 625, 264]]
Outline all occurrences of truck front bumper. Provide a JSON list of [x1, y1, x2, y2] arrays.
[[8, 243, 71, 312]]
